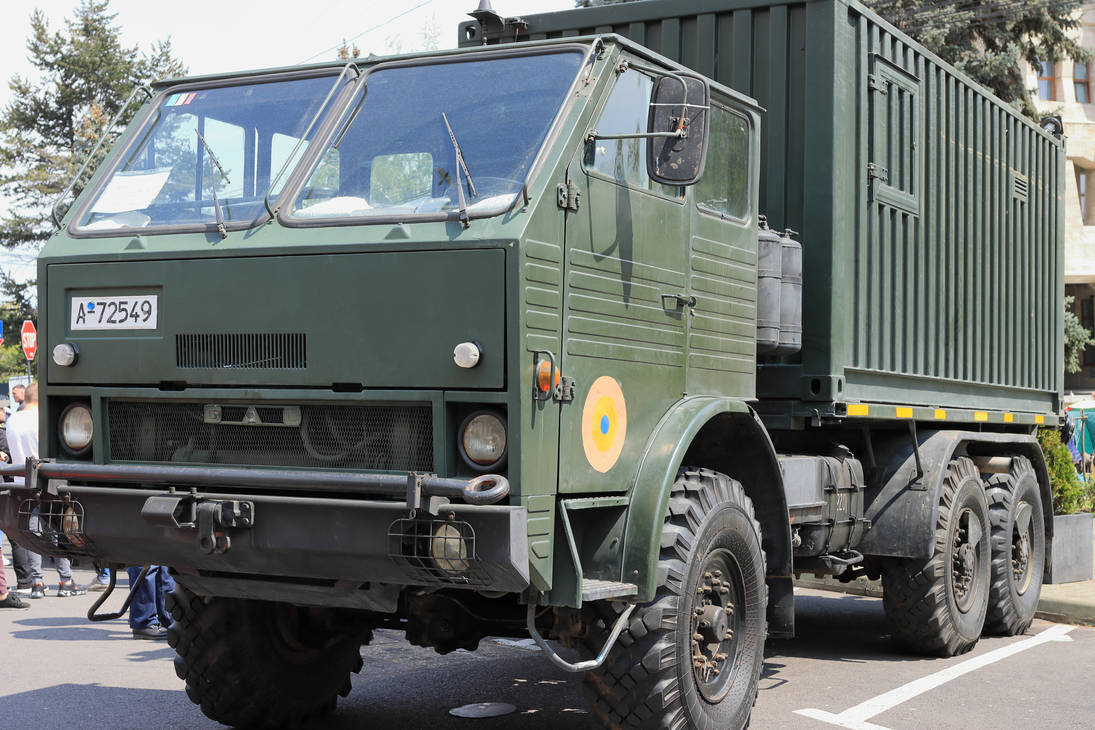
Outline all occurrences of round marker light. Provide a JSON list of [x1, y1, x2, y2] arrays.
[[453, 341, 481, 369], [430, 522, 470, 573], [59, 403, 93, 455], [459, 411, 507, 470], [536, 360, 560, 393], [52, 343, 78, 367]]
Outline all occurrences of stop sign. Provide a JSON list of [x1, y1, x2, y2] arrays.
[[21, 320, 36, 361]]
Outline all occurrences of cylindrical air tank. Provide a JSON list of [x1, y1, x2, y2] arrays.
[[756, 215, 782, 354], [774, 228, 802, 356]]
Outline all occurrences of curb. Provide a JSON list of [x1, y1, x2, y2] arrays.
[[794, 577, 1095, 627], [1035, 596, 1095, 626]]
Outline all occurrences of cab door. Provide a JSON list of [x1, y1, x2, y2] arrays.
[[557, 66, 690, 494]]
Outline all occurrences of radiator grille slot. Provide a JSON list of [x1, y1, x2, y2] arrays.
[[108, 401, 433, 471], [176, 333, 306, 369]]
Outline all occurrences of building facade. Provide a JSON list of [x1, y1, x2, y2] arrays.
[[1025, 10, 1095, 395]]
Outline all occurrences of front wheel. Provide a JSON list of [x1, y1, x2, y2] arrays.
[[582, 468, 767, 730], [882, 457, 991, 657], [167, 584, 371, 728]]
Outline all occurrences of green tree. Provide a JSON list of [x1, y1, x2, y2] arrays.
[[0, 270, 38, 379], [864, 0, 1088, 116], [1065, 295, 1095, 374], [0, 0, 186, 252]]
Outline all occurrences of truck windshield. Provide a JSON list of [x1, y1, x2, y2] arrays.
[[75, 74, 342, 233], [287, 51, 583, 223]]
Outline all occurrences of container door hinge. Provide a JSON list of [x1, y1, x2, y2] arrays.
[[868, 74, 889, 94], [555, 376, 576, 403], [867, 163, 889, 184], [557, 181, 580, 212]]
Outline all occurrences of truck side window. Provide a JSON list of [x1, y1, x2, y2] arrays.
[[696, 104, 750, 221], [588, 68, 678, 197]]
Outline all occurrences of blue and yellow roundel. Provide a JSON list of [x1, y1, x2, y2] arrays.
[[582, 376, 627, 473]]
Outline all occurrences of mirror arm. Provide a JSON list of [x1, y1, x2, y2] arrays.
[[588, 130, 686, 142]]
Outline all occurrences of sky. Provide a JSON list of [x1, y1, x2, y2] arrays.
[[0, 0, 576, 280]]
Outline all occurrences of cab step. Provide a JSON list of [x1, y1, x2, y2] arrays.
[[581, 579, 638, 602]]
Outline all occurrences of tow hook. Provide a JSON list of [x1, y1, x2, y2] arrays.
[[141, 495, 255, 554]]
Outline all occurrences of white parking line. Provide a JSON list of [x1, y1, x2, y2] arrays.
[[794, 624, 1075, 730]]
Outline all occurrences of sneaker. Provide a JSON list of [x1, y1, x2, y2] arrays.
[[88, 572, 111, 591], [132, 624, 168, 640], [57, 580, 87, 597], [14, 584, 33, 596], [0, 592, 30, 609], [29, 581, 46, 599]]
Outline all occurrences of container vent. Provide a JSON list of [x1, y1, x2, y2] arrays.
[[176, 333, 306, 369], [1011, 172, 1029, 204]]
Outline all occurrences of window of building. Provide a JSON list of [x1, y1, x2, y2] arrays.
[[1038, 61, 1056, 101], [1084, 298, 1095, 366], [1078, 166, 1095, 225], [1080, 169, 1088, 220], [1076, 62, 1090, 104]]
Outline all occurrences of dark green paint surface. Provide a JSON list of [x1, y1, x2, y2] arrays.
[[489, 0, 1065, 419]]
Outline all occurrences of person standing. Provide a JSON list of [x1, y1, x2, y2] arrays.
[[0, 534, 30, 609], [7, 384, 25, 417], [6, 383, 86, 598], [127, 565, 174, 639]]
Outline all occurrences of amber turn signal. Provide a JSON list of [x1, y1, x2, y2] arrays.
[[536, 360, 560, 393]]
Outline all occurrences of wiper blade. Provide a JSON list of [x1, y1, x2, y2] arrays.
[[441, 111, 477, 228], [196, 129, 230, 240]]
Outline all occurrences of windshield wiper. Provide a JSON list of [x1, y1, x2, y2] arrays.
[[195, 129, 230, 240], [441, 112, 478, 228]]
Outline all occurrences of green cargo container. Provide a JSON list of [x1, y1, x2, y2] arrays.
[[464, 0, 1065, 422]]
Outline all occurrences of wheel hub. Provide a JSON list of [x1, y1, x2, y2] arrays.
[[689, 554, 741, 703], [1011, 501, 1034, 592], [951, 508, 981, 613]]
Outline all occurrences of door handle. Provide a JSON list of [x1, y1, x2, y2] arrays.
[[661, 293, 696, 309]]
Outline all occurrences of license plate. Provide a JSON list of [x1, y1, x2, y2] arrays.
[[71, 295, 158, 330]]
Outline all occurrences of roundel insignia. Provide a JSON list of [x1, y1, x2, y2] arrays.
[[582, 376, 627, 473]]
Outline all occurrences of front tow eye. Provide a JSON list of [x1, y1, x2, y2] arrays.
[[196, 501, 254, 554], [141, 495, 254, 554]]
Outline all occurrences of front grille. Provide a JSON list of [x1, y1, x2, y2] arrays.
[[176, 333, 306, 369], [108, 401, 433, 471]]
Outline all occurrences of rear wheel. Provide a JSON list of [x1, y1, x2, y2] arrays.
[[881, 457, 990, 656], [983, 456, 1045, 635], [581, 468, 767, 730], [167, 583, 370, 728]]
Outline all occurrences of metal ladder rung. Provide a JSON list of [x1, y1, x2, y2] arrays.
[[581, 579, 638, 601]]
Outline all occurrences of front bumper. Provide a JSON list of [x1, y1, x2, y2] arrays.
[[0, 461, 528, 608]]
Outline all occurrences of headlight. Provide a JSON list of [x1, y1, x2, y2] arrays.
[[59, 403, 94, 456], [459, 411, 507, 470], [431, 523, 470, 573]]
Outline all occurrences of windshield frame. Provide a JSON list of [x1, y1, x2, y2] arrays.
[[66, 67, 359, 239], [278, 44, 593, 230]]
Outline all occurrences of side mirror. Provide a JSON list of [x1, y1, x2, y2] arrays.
[[647, 72, 710, 186]]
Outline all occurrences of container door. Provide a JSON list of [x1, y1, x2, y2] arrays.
[[557, 66, 689, 494]]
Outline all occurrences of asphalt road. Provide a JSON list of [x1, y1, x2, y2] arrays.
[[2, 567, 1093, 729]]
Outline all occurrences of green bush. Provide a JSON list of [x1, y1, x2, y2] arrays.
[[1037, 427, 1089, 514]]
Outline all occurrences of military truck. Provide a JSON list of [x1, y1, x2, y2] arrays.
[[0, 0, 1063, 727]]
